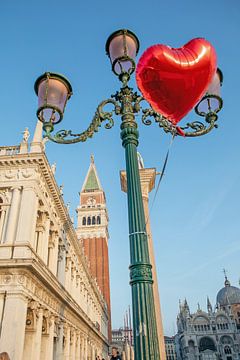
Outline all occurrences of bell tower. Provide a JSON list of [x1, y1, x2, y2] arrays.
[[76, 155, 111, 340]]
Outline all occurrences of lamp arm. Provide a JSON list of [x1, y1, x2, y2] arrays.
[[141, 107, 219, 137], [43, 98, 120, 144], [141, 107, 178, 135], [180, 113, 218, 137]]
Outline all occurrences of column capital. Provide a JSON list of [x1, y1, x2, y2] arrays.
[[120, 168, 156, 194], [49, 314, 56, 326], [29, 299, 40, 310], [22, 185, 38, 193], [10, 186, 22, 192], [43, 309, 50, 318], [5, 292, 27, 302], [36, 307, 44, 316], [64, 323, 71, 332], [41, 211, 50, 221]]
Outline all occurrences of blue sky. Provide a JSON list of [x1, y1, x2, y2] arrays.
[[0, 0, 240, 335]]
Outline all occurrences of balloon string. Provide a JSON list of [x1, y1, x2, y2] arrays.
[[144, 133, 176, 231]]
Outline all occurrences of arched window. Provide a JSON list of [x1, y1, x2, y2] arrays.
[[188, 340, 195, 355], [199, 337, 216, 352], [87, 216, 91, 225], [92, 216, 96, 225], [97, 216, 101, 224], [224, 346, 232, 354], [82, 217, 86, 225]]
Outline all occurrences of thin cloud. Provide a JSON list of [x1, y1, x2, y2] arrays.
[[171, 240, 240, 281], [184, 174, 239, 234]]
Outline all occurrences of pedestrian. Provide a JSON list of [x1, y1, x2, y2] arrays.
[[110, 347, 121, 360], [0, 353, 10, 360]]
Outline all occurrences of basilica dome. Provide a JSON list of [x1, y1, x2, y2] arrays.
[[216, 277, 240, 306]]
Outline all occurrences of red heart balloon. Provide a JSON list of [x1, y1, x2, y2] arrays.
[[136, 38, 217, 125]]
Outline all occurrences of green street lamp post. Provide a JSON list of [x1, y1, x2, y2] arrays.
[[34, 29, 223, 360]]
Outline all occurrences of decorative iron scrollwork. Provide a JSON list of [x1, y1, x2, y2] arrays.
[[181, 113, 218, 137], [141, 106, 220, 137], [43, 79, 222, 143], [44, 98, 119, 144], [142, 108, 178, 135]]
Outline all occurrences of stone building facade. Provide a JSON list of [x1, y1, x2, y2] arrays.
[[176, 277, 240, 360], [0, 122, 109, 360], [111, 327, 134, 360], [164, 336, 177, 360]]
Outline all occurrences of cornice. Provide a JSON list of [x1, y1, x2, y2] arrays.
[[120, 168, 156, 193]]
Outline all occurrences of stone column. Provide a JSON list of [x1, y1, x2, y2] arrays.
[[0, 293, 28, 360], [35, 308, 43, 360], [0, 292, 5, 326], [91, 342, 95, 360], [42, 213, 50, 264], [75, 273, 80, 304], [64, 325, 70, 360], [48, 241, 54, 270], [4, 187, 21, 244], [75, 333, 80, 360], [79, 334, 84, 360], [71, 266, 76, 299], [47, 315, 55, 360], [56, 321, 64, 360], [36, 212, 50, 264], [49, 231, 59, 275], [53, 234, 60, 275], [70, 329, 76, 360], [15, 186, 38, 247], [84, 337, 88, 360], [57, 244, 66, 285], [120, 168, 166, 360], [65, 257, 72, 292], [36, 226, 44, 256], [0, 205, 8, 243]]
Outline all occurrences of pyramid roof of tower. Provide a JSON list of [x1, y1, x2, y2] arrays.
[[81, 155, 102, 192]]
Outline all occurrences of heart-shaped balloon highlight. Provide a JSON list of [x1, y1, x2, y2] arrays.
[[136, 38, 217, 125]]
